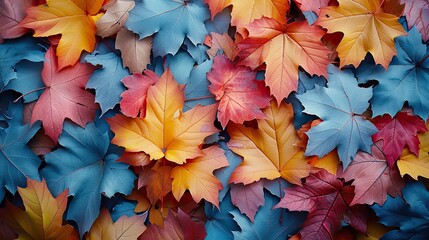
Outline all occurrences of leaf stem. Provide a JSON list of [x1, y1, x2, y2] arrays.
[[13, 87, 47, 103], [184, 96, 214, 102]]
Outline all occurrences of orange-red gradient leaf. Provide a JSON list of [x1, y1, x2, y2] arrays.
[[207, 55, 271, 128], [238, 17, 332, 104], [21, 0, 105, 69]]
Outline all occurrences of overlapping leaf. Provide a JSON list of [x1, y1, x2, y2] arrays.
[[227, 100, 313, 185], [126, 0, 209, 57], [297, 65, 377, 168], [0, 178, 78, 239], [372, 111, 427, 166], [0, 0, 33, 43], [115, 28, 152, 73], [356, 27, 429, 119], [171, 146, 229, 207], [397, 122, 429, 179], [275, 170, 355, 239], [120, 71, 158, 118], [372, 181, 429, 239], [87, 209, 147, 240], [21, 0, 105, 69], [41, 122, 136, 236], [85, 51, 128, 114], [316, 0, 406, 68], [31, 47, 97, 143], [108, 69, 218, 164], [207, 55, 271, 128], [341, 144, 404, 206], [238, 17, 332, 103], [0, 118, 41, 202], [204, 0, 289, 35], [96, 0, 135, 38]]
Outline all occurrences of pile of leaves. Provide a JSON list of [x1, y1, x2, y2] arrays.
[[1, 0, 429, 239]]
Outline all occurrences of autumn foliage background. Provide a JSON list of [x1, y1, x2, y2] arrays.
[[1, 0, 429, 239]]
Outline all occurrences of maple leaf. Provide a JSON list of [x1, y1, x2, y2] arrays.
[[401, 0, 429, 42], [0, 178, 78, 240], [96, 0, 135, 38], [372, 111, 427, 167], [120, 71, 158, 118], [315, 0, 407, 68], [207, 55, 271, 128], [21, 0, 105, 69], [41, 122, 136, 236], [297, 65, 377, 169], [397, 122, 429, 179], [87, 209, 147, 240], [138, 162, 173, 205], [108, 69, 219, 164], [227, 100, 313, 185], [85, 50, 128, 114], [171, 146, 229, 207], [356, 27, 429, 119], [230, 181, 265, 222], [0, 118, 41, 202], [372, 181, 429, 239], [0, 0, 33, 43], [116, 28, 152, 74], [340, 144, 404, 206], [204, 0, 290, 35], [126, 0, 209, 57], [30, 47, 97, 143], [205, 32, 239, 60], [238, 17, 332, 103], [275, 170, 355, 239]]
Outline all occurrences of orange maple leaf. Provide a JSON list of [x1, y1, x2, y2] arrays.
[[316, 0, 407, 68], [171, 146, 229, 207], [21, 0, 105, 69], [137, 162, 173, 205], [87, 209, 147, 240], [238, 17, 332, 104], [227, 100, 313, 185], [107, 69, 219, 164], [204, 0, 289, 36], [0, 178, 78, 240]]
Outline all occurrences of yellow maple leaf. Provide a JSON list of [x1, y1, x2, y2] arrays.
[[171, 146, 229, 207], [86, 209, 147, 240], [21, 0, 105, 69], [316, 0, 407, 68], [107, 69, 219, 164], [397, 122, 429, 179], [0, 178, 78, 239], [227, 100, 313, 185]]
